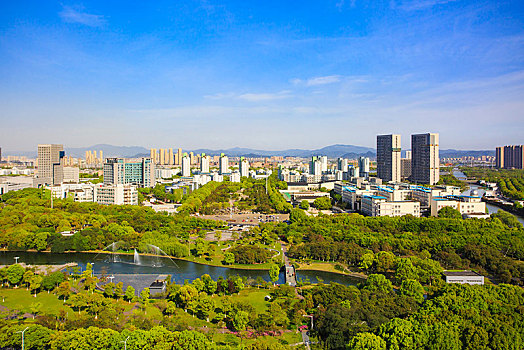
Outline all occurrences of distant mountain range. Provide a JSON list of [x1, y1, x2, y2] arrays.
[[4, 144, 495, 159], [439, 149, 495, 158], [189, 144, 376, 158]]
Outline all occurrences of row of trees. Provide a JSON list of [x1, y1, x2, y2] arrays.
[[283, 209, 524, 284], [310, 281, 523, 350]]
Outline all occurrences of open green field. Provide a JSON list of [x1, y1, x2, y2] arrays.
[[217, 287, 271, 313], [0, 288, 73, 317]]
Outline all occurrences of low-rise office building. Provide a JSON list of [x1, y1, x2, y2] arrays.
[[430, 195, 486, 217], [442, 271, 484, 285], [63, 166, 80, 183], [95, 184, 138, 206], [361, 195, 421, 217]]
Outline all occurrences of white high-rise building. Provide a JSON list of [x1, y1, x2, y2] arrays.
[[337, 158, 348, 172], [377, 134, 402, 183], [182, 153, 191, 177], [239, 157, 250, 178], [219, 154, 229, 174], [320, 156, 328, 173], [37, 144, 64, 185], [309, 156, 322, 175], [411, 133, 439, 185], [200, 154, 210, 173], [358, 156, 370, 178]]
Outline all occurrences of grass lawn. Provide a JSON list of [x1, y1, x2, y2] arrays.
[[217, 287, 270, 314], [0, 288, 74, 317]]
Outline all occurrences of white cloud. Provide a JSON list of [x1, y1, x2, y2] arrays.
[[59, 6, 105, 27], [238, 91, 291, 102], [306, 75, 341, 86], [204, 91, 292, 102], [292, 75, 342, 87], [394, 0, 459, 11]]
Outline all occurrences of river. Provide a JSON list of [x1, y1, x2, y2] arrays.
[[453, 169, 524, 225], [0, 251, 362, 286]]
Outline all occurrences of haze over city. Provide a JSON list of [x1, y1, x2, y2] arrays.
[[1, 0, 523, 151]]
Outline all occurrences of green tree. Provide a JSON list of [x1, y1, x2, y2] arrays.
[[289, 208, 307, 223], [104, 282, 115, 298], [231, 309, 249, 331], [6, 264, 24, 286], [348, 333, 387, 350], [114, 282, 123, 299], [313, 197, 332, 210], [395, 258, 417, 284], [299, 200, 310, 210], [269, 264, 280, 285], [364, 274, 393, 293], [196, 293, 215, 322], [29, 274, 43, 297], [399, 279, 425, 303], [438, 206, 462, 219], [224, 252, 235, 265], [140, 288, 150, 303], [378, 318, 414, 350], [359, 252, 375, 271], [124, 285, 135, 302]]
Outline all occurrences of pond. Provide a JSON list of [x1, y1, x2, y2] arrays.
[[0, 251, 362, 286]]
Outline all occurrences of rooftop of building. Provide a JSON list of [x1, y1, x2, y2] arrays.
[[363, 195, 388, 200], [442, 270, 482, 277]]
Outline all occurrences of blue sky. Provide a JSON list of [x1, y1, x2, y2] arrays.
[[0, 0, 523, 152]]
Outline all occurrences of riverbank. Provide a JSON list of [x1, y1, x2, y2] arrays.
[[0, 249, 369, 281], [295, 262, 367, 280]]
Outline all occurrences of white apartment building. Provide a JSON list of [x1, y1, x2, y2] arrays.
[[430, 195, 486, 217], [361, 195, 421, 217], [412, 185, 461, 207], [95, 184, 138, 205], [0, 181, 32, 195], [200, 154, 210, 173], [230, 172, 241, 183], [63, 166, 79, 183], [193, 174, 212, 187], [182, 154, 191, 177], [320, 156, 328, 173], [212, 172, 224, 182], [239, 157, 250, 178], [376, 186, 411, 202], [219, 154, 229, 175], [155, 168, 178, 179], [49, 183, 95, 202]]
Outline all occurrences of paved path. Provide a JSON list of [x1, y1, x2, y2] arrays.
[[281, 243, 296, 287], [301, 330, 311, 350]]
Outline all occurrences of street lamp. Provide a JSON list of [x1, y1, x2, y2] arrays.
[[121, 336, 130, 350], [303, 314, 314, 329], [16, 327, 29, 350]]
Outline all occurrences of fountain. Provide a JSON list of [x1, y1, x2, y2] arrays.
[[144, 244, 179, 268], [133, 249, 141, 265], [92, 241, 179, 268]]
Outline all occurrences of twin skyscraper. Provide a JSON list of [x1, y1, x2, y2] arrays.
[[377, 133, 439, 185]]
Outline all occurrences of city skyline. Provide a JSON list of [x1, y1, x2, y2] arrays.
[[1, 1, 523, 150]]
